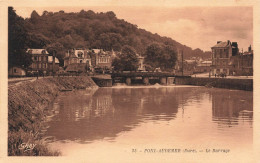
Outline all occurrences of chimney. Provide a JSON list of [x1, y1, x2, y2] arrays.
[[232, 42, 238, 48], [248, 45, 251, 52], [227, 40, 230, 44]]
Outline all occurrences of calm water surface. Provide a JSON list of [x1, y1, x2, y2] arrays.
[[44, 86, 253, 161]]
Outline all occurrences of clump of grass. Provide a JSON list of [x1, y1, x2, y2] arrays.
[[8, 130, 60, 156]]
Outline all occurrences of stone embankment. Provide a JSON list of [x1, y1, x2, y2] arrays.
[[8, 76, 97, 156], [175, 77, 253, 91]]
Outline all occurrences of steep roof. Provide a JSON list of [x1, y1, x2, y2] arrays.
[[27, 49, 49, 55], [48, 56, 60, 63], [212, 41, 230, 48], [92, 49, 102, 54], [201, 61, 212, 64]]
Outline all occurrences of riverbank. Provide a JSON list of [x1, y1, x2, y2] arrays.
[[175, 77, 253, 91], [8, 76, 97, 156]]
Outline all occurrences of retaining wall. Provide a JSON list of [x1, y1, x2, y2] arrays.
[[175, 77, 253, 91]]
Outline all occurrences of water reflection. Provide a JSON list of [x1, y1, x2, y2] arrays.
[[44, 86, 253, 145], [211, 89, 253, 127]]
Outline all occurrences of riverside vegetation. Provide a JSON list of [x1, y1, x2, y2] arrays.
[[8, 76, 97, 156]]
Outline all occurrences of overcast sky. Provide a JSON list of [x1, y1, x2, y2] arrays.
[[14, 6, 253, 52]]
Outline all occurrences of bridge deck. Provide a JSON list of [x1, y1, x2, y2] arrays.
[[111, 72, 189, 78]]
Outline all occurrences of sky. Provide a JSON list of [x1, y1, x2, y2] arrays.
[[14, 6, 253, 52]]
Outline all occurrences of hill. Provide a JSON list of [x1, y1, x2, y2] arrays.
[[10, 8, 211, 68]]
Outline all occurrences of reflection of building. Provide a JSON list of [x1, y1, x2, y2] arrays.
[[92, 89, 114, 117], [211, 89, 253, 126]]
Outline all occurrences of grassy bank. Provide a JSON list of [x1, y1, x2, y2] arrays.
[[8, 76, 97, 156]]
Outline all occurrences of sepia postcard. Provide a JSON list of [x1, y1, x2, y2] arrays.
[[0, 0, 260, 162]]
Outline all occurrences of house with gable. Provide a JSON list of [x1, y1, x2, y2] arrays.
[[210, 40, 239, 76], [27, 48, 59, 75]]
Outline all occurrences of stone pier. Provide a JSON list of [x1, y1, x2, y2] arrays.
[[160, 77, 167, 85], [126, 77, 131, 85], [143, 77, 149, 85], [167, 77, 175, 85]]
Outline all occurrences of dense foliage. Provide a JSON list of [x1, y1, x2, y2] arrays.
[[9, 8, 211, 68], [112, 45, 138, 71], [145, 43, 177, 71], [8, 7, 32, 68]]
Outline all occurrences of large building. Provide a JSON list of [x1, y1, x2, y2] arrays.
[[64, 48, 92, 67], [64, 48, 113, 72], [210, 40, 238, 76], [211, 41, 253, 76], [229, 45, 253, 76], [27, 49, 59, 74], [90, 49, 113, 70]]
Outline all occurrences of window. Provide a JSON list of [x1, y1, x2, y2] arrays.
[[78, 52, 83, 58], [14, 68, 17, 73], [39, 56, 41, 61], [34, 56, 37, 61]]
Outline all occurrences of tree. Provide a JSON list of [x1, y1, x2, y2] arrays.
[[27, 33, 50, 48], [112, 45, 138, 71], [8, 7, 32, 68], [144, 43, 177, 71], [30, 10, 40, 24], [144, 43, 162, 69]]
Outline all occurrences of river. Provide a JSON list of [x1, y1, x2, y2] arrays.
[[43, 85, 253, 162]]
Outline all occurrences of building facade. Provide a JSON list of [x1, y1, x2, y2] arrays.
[[210, 40, 238, 75], [195, 60, 212, 73], [211, 41, 253, 76], [91, 49, 112, 70], [229, 45, 253, 76], [27, 49, 60, 74], [27, 49, 49, 74], [8, 66, 26, 77], [64, 48, 92, 67]]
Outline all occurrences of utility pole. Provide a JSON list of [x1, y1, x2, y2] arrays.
[[52, 50, 55, 78], [182, 50, 184, 76]]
